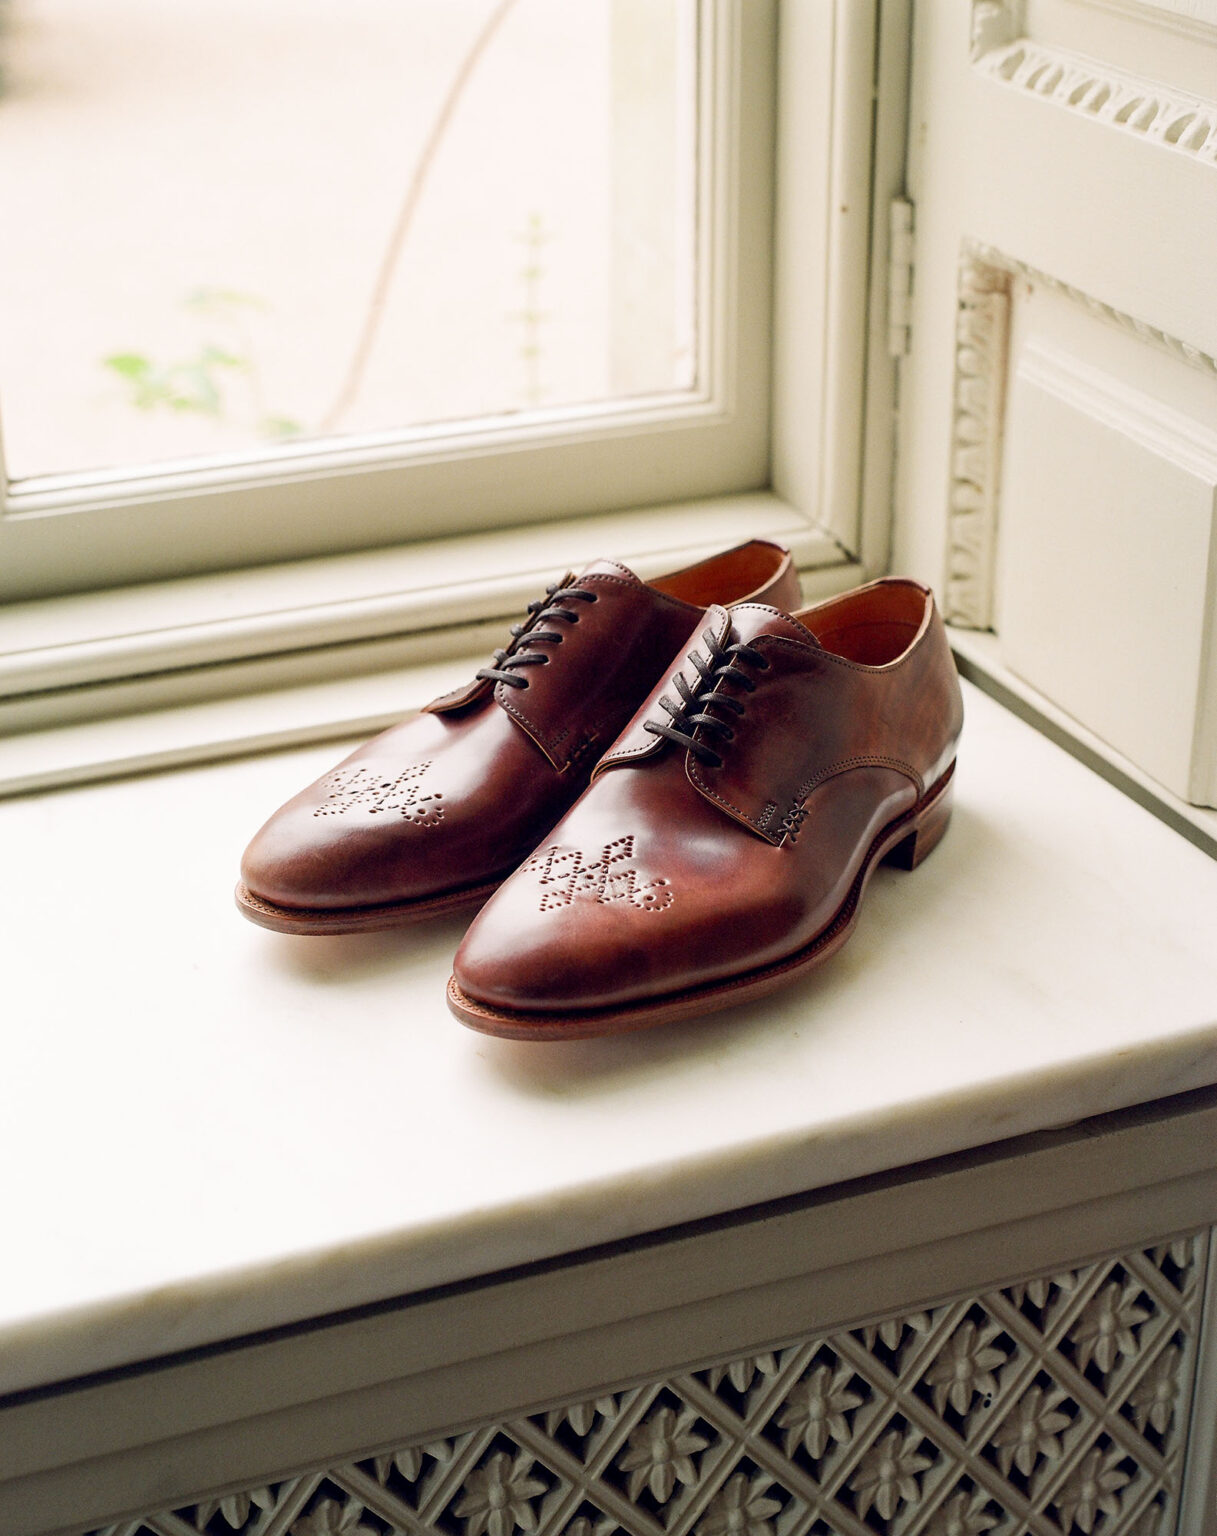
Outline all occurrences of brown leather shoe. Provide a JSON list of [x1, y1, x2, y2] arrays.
[[236, 540, 799, 933], [447, 577, 963, 1038]]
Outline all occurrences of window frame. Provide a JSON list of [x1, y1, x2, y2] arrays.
[[0, 0, 905, 797], [0, 0, 779, 602]]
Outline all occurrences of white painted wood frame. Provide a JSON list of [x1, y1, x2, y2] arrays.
[[0, 0, 905, 798], [2, 2, 780, 601], [896, 0, 1217, 808]]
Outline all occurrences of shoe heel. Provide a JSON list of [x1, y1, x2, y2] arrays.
[[884, 770, 955, 871]]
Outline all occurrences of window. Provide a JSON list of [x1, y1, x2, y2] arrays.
[[1, 1, 896, 797], [2, 0, 701, 482], [0, 0, 778, 599]]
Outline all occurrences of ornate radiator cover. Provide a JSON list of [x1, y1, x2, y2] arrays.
[[91, 1233, 1209, 1536]]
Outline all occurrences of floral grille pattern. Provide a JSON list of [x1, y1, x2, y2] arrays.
[[88, 1234, 1207, 1536]]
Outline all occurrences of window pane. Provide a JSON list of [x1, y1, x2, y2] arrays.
[[0, 0, 697, 480]]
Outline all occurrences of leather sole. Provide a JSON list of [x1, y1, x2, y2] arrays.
[[446, 764, 956, 1040], [234, 876, 503, 935]]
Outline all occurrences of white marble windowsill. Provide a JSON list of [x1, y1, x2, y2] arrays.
[[3, 679, 1216, 1399]]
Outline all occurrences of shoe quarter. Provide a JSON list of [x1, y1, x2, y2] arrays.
[[688, 617, 962, 845], [500, 575, 704, 772], [422, 572, 578, 717], [593, 606, 732, 776]]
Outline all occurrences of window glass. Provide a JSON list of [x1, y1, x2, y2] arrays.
[[0, 0, 697, 480]]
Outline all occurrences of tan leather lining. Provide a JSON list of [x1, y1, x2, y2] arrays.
[[648, 540, 788, 608], [813, 619, 920, 666], [798, 580, 929, 666]]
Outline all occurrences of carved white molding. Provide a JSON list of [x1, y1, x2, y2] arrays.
[[971, 246, 1217, 381], [970, 0, 1025, 61], [970, 2, 1217, 163], [945, 257, 1012, 631], [981, 41, 1217, 162], [90, 1232, 1209, 1536], [944, 243, 1217, 630]]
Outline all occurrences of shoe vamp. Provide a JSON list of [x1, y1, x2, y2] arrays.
[[241, 704, 576, 909], [454, 760, 916, 1011]]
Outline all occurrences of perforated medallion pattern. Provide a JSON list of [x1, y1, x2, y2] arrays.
[[523, 837, 673, 913], [313, 765, 445, 826], [87, 1233, 1207, 1536]]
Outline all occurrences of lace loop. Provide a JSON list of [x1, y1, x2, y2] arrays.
[[476, 583, 597, 690], [643, 627, 768, 767]]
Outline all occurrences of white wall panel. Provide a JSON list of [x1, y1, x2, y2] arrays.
[[998, 338, 1217, 801]]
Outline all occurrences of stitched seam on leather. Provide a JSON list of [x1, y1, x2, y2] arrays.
[[687, 757, 772, 835], [800, 755, 921, 795], [449, 765, 958, 1031], [494, 579, 628, 759], [752, 632, 924, 675], [684, 626, 815, 832], [791, 755, 923, 807], [434, 582, 567, 719], [497, 574, 705, 762], [687, 624, 927, 828], [725, 604, 818, 644], [599, 608, 731, 773], [690, 754, 922, 836], [581, 571, 705, 616], [596, 737, 663, 773], [763, 604, 937, 676], [687, 621, 938, 822], [497, 690, 563, 762]]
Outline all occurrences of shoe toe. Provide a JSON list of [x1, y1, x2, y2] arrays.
[[240, 805, 388, 910], [454, 919, 625, 1016], [452, 858, 705, 1015]]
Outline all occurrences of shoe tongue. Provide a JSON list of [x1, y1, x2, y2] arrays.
[[726, 602, 821, 650]]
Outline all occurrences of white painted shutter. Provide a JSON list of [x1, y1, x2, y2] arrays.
[[894, 0, 1217, 806]]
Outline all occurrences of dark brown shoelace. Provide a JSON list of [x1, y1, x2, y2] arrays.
[[476, 582, 598, 690], [643, 626, 769, 767]]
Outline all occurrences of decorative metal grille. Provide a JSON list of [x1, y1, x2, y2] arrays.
[[90, 1233, 1209, 1536]]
